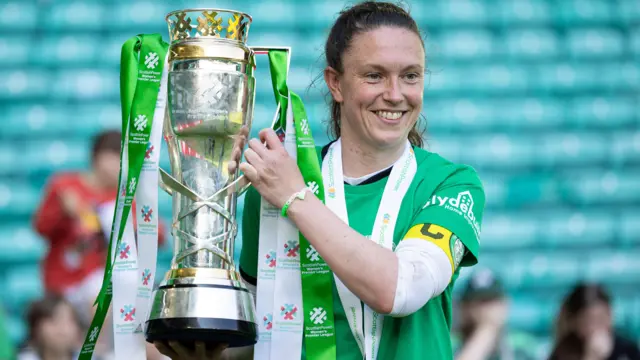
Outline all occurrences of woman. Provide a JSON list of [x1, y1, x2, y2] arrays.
[[155, 1, 485, 359], [549, 283, 640, 360], [17, 295, 81, 360]]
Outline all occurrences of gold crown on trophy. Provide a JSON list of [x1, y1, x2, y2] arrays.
[[166, 9, 252, 43]]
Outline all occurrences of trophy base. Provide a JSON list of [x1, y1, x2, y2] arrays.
[[145, 269, 258, 348], [146, 317, 257, 348]]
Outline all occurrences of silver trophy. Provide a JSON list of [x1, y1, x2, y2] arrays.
[[145, 8, 263, 348]]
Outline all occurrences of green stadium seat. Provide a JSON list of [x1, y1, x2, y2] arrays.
[[0, 226, 46, 263], [435, 30, 494, 60], [537, 210, 615, 248], [620, 213, 640, 247], [0, 36, 30, 66], [538, 132, 609, 168], [611, 131, 640, 167], [479, 212, 539, 251], [552, 0, 616, 26], [0, 70, 51, 99], [111, 3, 167, 32], [426, 98, 495, 132], [567, 96, 637, 129], [500, 251, 582, 290], [0, 145, 20, 176], [0, 2, 38, 31], [50, 69, 119, 100], [631, 27, 640, 59], [0, 181, 41, 218], [585, 251, 640, 285], [4, 313, 26, 347], [566, 29, 625, 59], [491, 97, 565, 131], [509, 295, 558, 334], [435, 0, 488, 27], [503, 29, 560, 59], [560, 170, 640, 206], [33, 36, 99, 66], [46, 3, 106, 31], [486, 174, 559, 208], [618, 0, 640, 25], [23, 140, 90, 174], [495, 0, 552, 26], [4, 265, 43, 310]]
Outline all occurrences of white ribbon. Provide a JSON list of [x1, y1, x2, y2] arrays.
[[322, 139, 417, 360], [110, 53, 168, 360], [255, 135, 417, 360], [254, 92, 304, 360]]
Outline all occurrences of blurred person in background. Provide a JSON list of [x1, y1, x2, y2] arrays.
[[32, 130, 122, 321], [453, 268, 542, 360], [17, 294, 81, 360], [32, 129, 166, 322], [549, 283, 640, 360]]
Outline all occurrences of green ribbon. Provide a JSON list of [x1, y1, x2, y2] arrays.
[[267, 50, 337, 360], [78, 34, 168, 359]]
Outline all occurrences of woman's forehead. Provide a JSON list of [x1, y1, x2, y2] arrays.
[[344, 27, 425, 68]]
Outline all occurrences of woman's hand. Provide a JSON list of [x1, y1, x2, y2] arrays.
[[227, 126, 249, 176], [239, 128, 306, 208], [154, 341, 228, 360]]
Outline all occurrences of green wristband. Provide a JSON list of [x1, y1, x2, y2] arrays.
[[281, 188, 309, 217]]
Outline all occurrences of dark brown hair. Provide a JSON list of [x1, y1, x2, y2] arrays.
[[324, 1, 426, 147], [91, 129, 121, 163], [26, 294, 76, 342], [549, 283, 612, 360]]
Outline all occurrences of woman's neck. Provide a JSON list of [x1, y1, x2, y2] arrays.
[[339, 136, 406, 178], [38, 347, 72, 360]]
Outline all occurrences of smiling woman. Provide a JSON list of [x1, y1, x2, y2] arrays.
[[155, 2, 486, 360]]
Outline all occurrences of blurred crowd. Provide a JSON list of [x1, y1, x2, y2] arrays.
[[0, 130, 637, 360]]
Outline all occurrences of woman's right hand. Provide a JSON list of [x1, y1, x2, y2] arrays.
[[154, 341, 228, 360]]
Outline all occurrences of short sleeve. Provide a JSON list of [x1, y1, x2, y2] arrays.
[[239, 186, 261, 283], [410, 166, 485, 266]]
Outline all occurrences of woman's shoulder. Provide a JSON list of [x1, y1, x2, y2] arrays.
[[413, 146, 483, 188]]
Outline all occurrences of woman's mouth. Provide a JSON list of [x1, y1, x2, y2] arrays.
[[374, 110, 406, 123]]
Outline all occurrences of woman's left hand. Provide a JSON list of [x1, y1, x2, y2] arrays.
[[239, 128, 307, 208]]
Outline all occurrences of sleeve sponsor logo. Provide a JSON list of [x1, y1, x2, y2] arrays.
[[422, 191, 481, 240]]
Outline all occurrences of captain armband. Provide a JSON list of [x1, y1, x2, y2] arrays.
[[389, 223, 466, 317]]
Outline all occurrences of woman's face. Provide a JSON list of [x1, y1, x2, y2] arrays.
[[327, 26, 425, 151], [575, 302, 612, 338], [38, 302, 81, 352]]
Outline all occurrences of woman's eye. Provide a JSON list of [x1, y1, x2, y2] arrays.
[[404, 73, 420, 82], [366, 73, 382, 81]]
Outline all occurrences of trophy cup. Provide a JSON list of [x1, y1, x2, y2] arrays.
[[145, 8, 259, 348]]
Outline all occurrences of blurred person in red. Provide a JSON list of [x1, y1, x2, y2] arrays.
[[17, 294, 81, 360], [452, 268, 543, 360], [549, 283, 640, 360], [32, 130, 166, 323]]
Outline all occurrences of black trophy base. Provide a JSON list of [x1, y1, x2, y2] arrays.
[[145, 317, 258, 349]]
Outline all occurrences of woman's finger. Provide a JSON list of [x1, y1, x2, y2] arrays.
[[248, 138, 268, 157], [194, 341, 207, 359], [154, 341, 180, 360], [239, 162, 259, 184], [259, 128, 283, 150], [169, 341, 193, 359], [210, 343, 229, 359], [243, 148, 264, 170]]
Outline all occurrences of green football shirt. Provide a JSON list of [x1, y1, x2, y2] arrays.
[[240, 144, 485, 360]]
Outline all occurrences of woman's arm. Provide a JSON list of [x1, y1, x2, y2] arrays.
[[287, 193, 398, 314]]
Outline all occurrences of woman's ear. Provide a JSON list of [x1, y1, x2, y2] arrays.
[[324, 66, 343, 103]]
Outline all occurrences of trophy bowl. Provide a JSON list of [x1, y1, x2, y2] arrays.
[[144, 8, 258, 348]]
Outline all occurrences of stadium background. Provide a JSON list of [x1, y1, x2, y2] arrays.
[[0, 0, 638, 356]]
